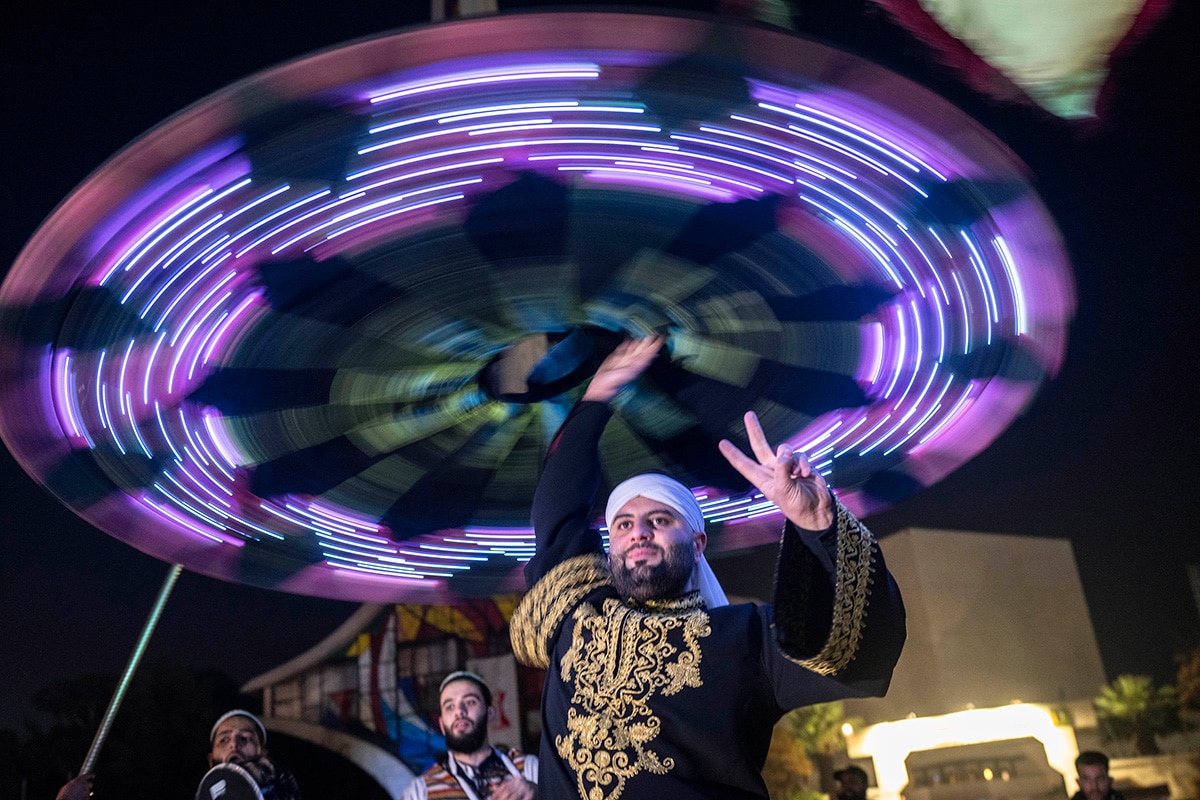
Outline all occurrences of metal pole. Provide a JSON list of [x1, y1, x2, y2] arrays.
[[79, 563, 183, 776]]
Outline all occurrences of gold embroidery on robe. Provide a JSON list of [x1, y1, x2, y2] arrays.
[[556, 595, 711, 800], [510, 553, 610, 669], [788, 500, 876, 675]]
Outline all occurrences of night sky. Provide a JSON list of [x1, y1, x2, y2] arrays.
[[2, 0, 1198, 734]]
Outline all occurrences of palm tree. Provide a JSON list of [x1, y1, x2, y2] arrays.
[[763, 702, 860, 799], [1094, 674, 1179, 756], [762, 722, 819, 800]]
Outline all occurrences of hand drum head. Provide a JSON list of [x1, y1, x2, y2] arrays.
[[196, 763, 265, 800]]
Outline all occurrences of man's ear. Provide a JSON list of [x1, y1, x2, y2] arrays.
[[487, 705, 498, 726], [207, 754, 216, 768], [438, 718, 446, 736], [693, 530, 707, 559]]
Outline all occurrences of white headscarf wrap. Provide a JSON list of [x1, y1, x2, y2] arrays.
[[604, 473, 728, 608]]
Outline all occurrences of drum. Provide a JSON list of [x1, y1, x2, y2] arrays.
[[195, 762, 265, 800]]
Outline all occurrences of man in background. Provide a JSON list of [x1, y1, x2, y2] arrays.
[[1073, 751, 1126, 800], [834, 765, 869, 800], [206, 709, 301, 800], [402, 671, 537, 800]]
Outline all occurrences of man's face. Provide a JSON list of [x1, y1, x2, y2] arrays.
[[209, 716, 262, 766], [608, 496, 705, 603], [837, 772, 868, 800], [1078, 764, 1113, 800], [439, 679, 492, 755]]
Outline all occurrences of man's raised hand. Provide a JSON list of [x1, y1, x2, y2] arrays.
[[718, 411, 834, 531], [582, 336, 663, 403]]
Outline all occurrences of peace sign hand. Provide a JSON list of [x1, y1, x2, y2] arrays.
[[718, 411, 834, 531]]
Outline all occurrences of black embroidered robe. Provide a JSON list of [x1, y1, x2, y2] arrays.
[[511, 401, 906, 800]]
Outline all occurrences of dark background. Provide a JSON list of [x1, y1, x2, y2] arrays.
[[2, 0, 1198, 782]]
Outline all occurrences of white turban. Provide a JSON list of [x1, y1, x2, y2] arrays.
[[604, 473, 728, 608]]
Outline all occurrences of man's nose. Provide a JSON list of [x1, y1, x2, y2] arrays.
[[630, 519, 652, 540]]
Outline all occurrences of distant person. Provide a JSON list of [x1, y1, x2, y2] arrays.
[[402, 670, 538, 800], [1073, 751, 1125, 800], [204, 709, 300, 800], [834, 765, 870, 800]]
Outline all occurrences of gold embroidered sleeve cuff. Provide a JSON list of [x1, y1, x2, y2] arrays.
[[776, 499, 877, 675], [511, 553, 611, 668]]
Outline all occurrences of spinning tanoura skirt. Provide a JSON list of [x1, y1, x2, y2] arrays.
[[0, 11, 1074, 601]]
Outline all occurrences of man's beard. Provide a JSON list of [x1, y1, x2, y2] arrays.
[[444, 717, 489, 754], [610, 539, 695, 603]]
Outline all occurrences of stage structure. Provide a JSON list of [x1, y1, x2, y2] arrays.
[[0, 11, 1074, 604]]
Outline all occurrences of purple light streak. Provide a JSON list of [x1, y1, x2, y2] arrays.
[[370, 64, 601, 102], [97, 186, 220, 287], [54, 353, 85, 441]]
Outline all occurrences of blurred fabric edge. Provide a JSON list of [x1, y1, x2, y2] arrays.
[[866, 0, 1173, 119]]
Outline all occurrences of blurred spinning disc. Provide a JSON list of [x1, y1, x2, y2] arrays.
[[0, 11, 1074, 602]]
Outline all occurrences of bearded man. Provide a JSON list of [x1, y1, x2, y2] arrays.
[[401, 671, 538, 800], [204, 709, 301, 800], [1072, 752, 1126, 800], [510, 336, 906, 800]]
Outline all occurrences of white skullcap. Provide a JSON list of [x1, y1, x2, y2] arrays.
[[211, 709, 267, 745], [439, 670, 491, 702], [604, 473, 728, 608]]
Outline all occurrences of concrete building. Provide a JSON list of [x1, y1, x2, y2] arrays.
[[841, 527, 1109, 800], [847, 527, 1107, 725]]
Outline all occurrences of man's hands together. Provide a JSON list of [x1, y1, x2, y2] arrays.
[[490, 775, 536, 800]]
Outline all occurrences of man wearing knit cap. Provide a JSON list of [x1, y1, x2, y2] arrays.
[[205, 709, 300, 800], [510, 336, 906, 800], [401, 671, 538, 800]]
